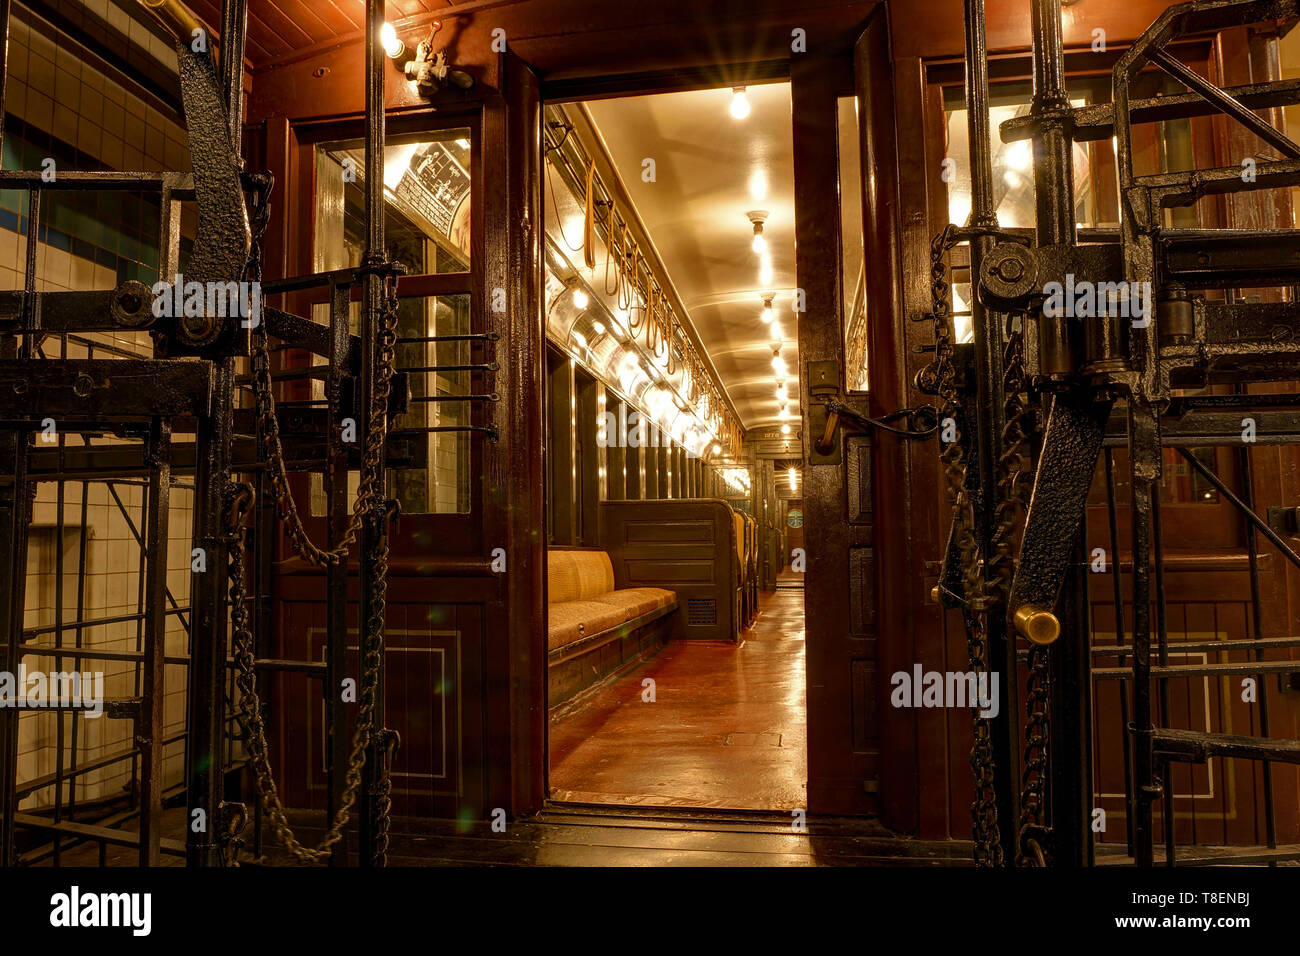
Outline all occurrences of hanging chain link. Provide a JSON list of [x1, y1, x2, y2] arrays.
[[928, 227, 1002, 867], [928, 228, 1040, 867], [247, 175, 400, 568], [224, 175, 399, 864]]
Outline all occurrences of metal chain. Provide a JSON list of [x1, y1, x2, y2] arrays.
[[985, 319, 1053, 864], [989, 320, 1052, 867], [928, 228, 1002, 867], [246, 176, 400, 568], [225, 176, 398, 863], [225, 482, 387, 864]]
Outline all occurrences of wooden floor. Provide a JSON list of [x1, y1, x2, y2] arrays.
[[336, 806, 968, 866], [549, 585, 808, 810]]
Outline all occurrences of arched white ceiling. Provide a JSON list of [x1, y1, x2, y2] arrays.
[[585, 82, 798, 431]]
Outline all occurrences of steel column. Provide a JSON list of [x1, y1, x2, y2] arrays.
[[962, 0, 1021, 867], [358, 0, 391, 868]]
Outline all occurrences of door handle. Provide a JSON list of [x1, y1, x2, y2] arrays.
[[814, 399, 941, 454]]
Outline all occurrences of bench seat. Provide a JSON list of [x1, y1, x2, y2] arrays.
[[587, 586, 676, 621], [547, 549, 678, 707], [547, 600, 628, 650]]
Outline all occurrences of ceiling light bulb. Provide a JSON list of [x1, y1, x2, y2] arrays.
[[572, 288, 589, 309], [761, 298, 773, 323], [781, 423, 791, 435], [712, 443, 722, 455], [752, 232, 766, 255], [381, 22, 406, 60], [778, 406, 787, 420], [730, 87, 750, 120]]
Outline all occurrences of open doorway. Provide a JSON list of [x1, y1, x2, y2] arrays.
[[539, 82, 807, 811]]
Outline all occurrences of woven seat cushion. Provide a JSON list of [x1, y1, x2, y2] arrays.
[[547, 550, 616, 604], [547, 600, 626, 650], [588, 586, 676, 621]]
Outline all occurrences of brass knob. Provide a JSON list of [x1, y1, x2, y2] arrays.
[[930, 585, 941, 604], [1013, 604, 1060, 645]]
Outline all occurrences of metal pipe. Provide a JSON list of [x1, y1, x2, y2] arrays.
[[962, 0, 1020, 868], [1150, 48, 1300, 159], [1151, 491, 1175, 865], [1030, 0, 1076, 376], [1178, 448, 1300, 570], [219, 0, 247, 144], [138, 0, 207, 49], [1103, 447, 1135, 854], [358, 0, 390, 868], [1237, 440, 1278, 861]]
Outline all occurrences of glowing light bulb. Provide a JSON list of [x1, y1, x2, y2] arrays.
[[752, 232, 767, 255], [712, 443, 722, 455], [761, 299, 773, 323], [380, 22, 405, 59], [730, 88, 750, 120], [572, 288, 589, 309], [781, 423, 791, 435]]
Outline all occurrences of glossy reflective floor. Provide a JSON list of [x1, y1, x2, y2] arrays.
[[549, 584, 807, 810]]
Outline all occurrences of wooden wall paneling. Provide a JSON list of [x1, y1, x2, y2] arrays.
[[576, 369, 601, 544], [605, 390, 625, 501], [547, 352, 576, 543], [625, 406, 642, 500], [644, 445, 659, 500]]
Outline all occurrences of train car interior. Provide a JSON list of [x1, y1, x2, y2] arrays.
[[540, 85, 808, 810], [0, 0, 1299, 885]]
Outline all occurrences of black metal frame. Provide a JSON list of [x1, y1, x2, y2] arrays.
[[945, 0, 1300, 867], [0, 0, 500, 868]]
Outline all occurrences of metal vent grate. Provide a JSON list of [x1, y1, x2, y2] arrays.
[[686, 598, 717, 626]]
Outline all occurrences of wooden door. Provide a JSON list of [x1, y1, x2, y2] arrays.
[[793, 8, 903, 817], [262, 49, 546, 829]]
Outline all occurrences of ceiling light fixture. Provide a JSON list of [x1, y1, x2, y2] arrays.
[[781, 423, 791, 435], [761, 294, 774, 324], [730, 87, 751, 120], [572, 287, 589, 309], [380, 22, 406, 60], [747, 210, 769, 255]]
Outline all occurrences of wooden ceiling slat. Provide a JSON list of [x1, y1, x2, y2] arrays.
[[185, 0, 278, 64], [316, 0, 367, 33], [247, 2, 321, 51], [273, 0, 348, 45]]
